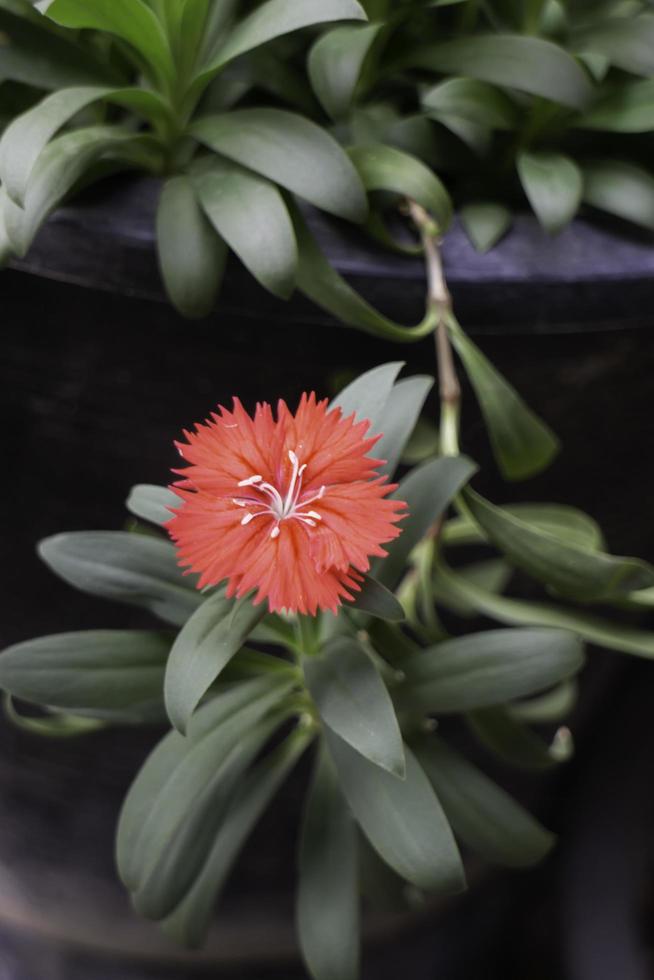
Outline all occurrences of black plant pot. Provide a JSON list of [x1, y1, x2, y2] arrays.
[[2, 175, 654, 979]]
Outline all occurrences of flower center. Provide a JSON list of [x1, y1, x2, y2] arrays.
[[232, 450, 325, 539]]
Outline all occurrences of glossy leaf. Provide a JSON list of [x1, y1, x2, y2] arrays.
[[373, 455, 478, 590], [38, 531, 202, 626], [460, 202, 512, 253], [191, 109, 367, 222], [465, 488, 654, 601], [348, 143, 453, 233], [331, 361, 403, 429], [582, 160, 654, 231], [36, 0, 175, 87], [305, 637, 404, 776], [194, 157, 297, 299], [117, 676, 292, 894], [443, 502, 604, 552], [0, 630, 169, 722], [297, 747, 359, 980], [157, 175, 227, 318], [350, 574, 406, 622], [161, 729, 310, 946], [415, 736, 555, 867], [517, 151, 583, 234], [325, 730, 465, 892], [398, 627, 584, 714], [467, 706, 573, 770], [308, 22, 383, 120], [434, 562, 654, 660], [447, 317, 559, 480], [164, 591, 267, 733], [374, 375, 434, 478], [126, 484, 181, 527], [409, 35, 592, 109]]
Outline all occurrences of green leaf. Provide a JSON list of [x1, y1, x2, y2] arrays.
[[38, 531, 202, 627], [348, 143, 452, 233], [194, 157, 297, 299], [325, 730, 465, 892], [433, 558, 513, 618], [191, 109, 367, 222], [464, 488, 654, 602], [164, 591, 267, 733], [3, 696, 106, 738], [460, 202, 512, 253], [414, 736, 555, 867], [0, 6, 115, 89], [331, 361, 403, 430], [443, 502, 604, 551], [447, 317, 559, 480], [575, 15, 654, 77], [401, 415, 440, 465], [161, 728, 310, 946], [374, 455, 478, 590], [3, 125, 158, 257], [0, 86, 169, 205], [350, 574, 406, 622], [156, 175, 227, 319], [582, 160, 654, 231], [0, 630, 169, 722], [308, 22, 383, 120], [36, 0, 175, 88], [579, 79, 654, 133], [126, 484, 181, 527], [409, 35, 592, 109], [205, 0, 366, 73], [304, 636, 405, 776], [434, 561, 654, 660], [423, 78, 518, 129], [297, 747, 359, 980], [510, 679, 578, 723], [467, 705, 573, 770], [374, 375, 434, 478], [116, 675, 292, 894], [517, 151, 583, 234], [397, 627, 584, 715]]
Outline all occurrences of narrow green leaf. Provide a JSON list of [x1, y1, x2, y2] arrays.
[[443, 502, 604, 552], [517, 151, 583, 234], [308, 22, 383, 120], [164, 591, 266, 733], [401, 415, 440, 465], [465, 488, 654, 601], [325, 730, 465, 892], [37, 0, 175, 88], [409, 35, 592, 109], [398, 627, 584, 715], [467, 705, 573, 770], [126, 484, 181, 527], [579, 79, 654, 133], [194, 157, 297, 299], [297, 747, 359, 980], [117, 676, 292, 893], [38, 531, 202, 626], [305, 636, 405, 776], [331, 361, 403, 430], [350, 574, 406, 622], [423, 78, 518, 129], [374, 375, 434, 478], [432, 558, 513, 618], [161, 729, 310, 947], [415, 735, 555, 867], [156, 175, 227, 319], [460, 202, 512, 253], [3, 696, 106, 737], [373, 455, 478, 590], [348, 143, 452, 233], [191, 109, 367, 222], [447, 316, 559, 480], [0, 630, 169, 722], [510, 679, 578, 723], [582, 160, 654, 231], [206, 0, 367, 72], [575, 15, 654, 77], [434, 561, 654, 660]]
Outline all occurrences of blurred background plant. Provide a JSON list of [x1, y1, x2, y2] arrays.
[[0, 0, 653, 321]]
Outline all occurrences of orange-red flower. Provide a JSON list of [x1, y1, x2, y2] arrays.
[[166, 393, 407, 615]]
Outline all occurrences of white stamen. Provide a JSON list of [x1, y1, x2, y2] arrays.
[[232, 498, 248, 507], [233, 453, 327, 535], [241, 513, 254, 526], [270, 526, 280, 539], [238, 474, 263, 487]]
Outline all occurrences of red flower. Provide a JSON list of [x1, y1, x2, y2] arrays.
[[166, 394, 406, 615]]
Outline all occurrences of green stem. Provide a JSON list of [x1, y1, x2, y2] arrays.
[[296, 615, 320, 657]]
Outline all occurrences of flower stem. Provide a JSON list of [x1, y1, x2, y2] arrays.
[[296, 614, 320, 657]]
